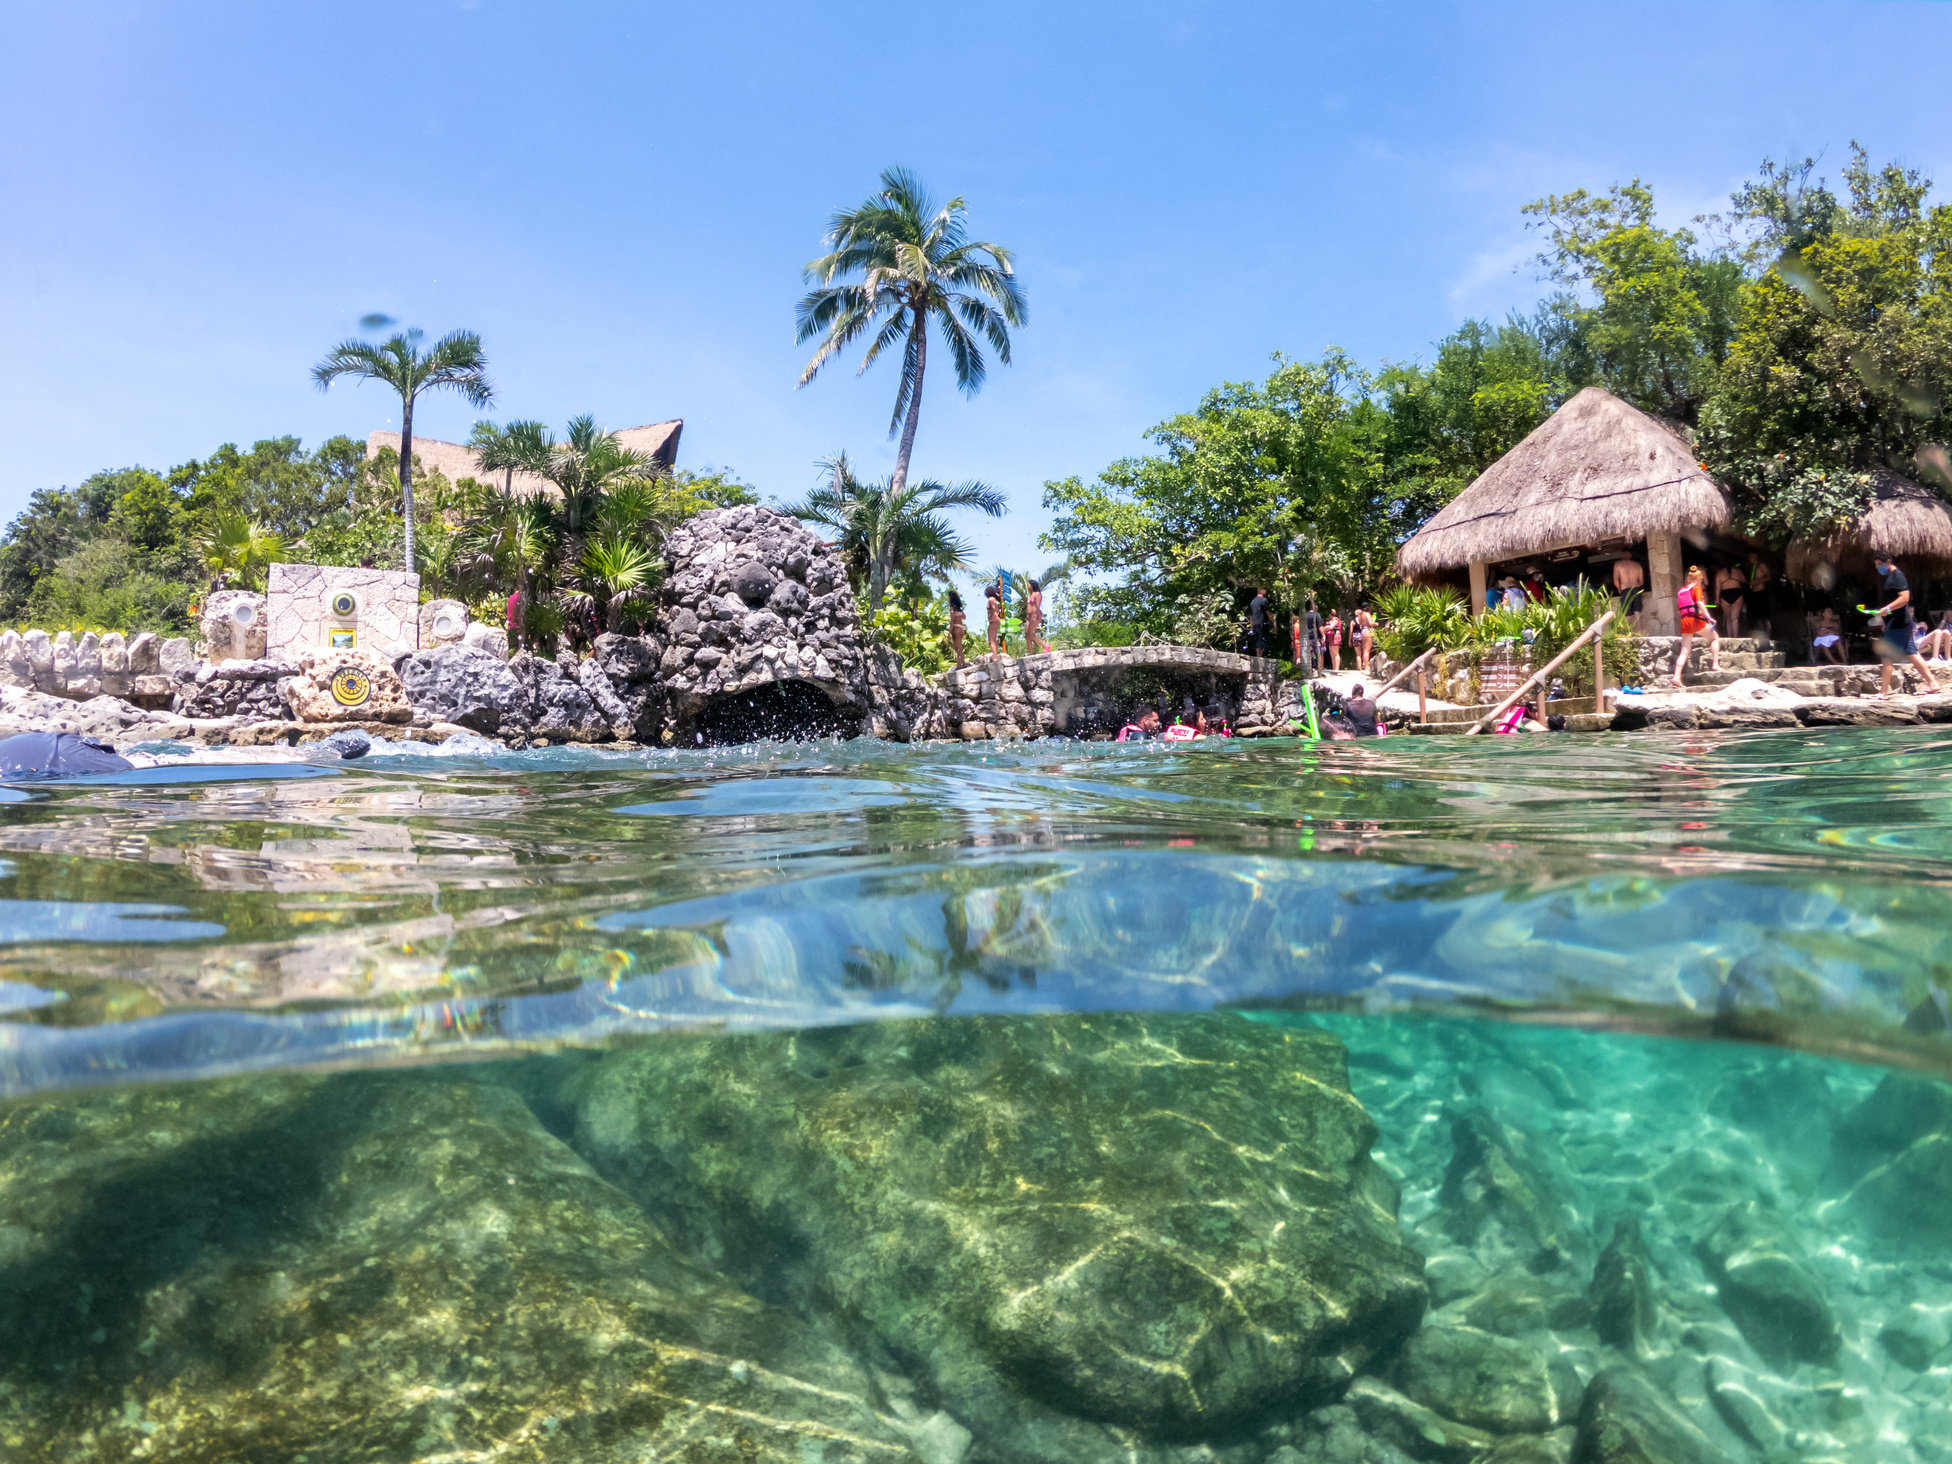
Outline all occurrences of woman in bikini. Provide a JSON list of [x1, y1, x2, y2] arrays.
[[947, 589, 967, 667], [1322, 609, 1344, 672], [1024, 578, 1053, 654], [984, 584, 1004, 661], [1353, 605, 1376, 672], [1674, 565, 1721, 687]]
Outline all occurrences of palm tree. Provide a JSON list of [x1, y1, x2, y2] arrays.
[[312, 328, 494, 572], [796, 167, 1026, 498], [194, 512, 286, 592], [784, 453, 1007, 616], [467, 418, 552, 495]]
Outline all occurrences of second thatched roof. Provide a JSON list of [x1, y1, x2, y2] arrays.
[[1784, 468, 1952, 583], [364, 421, 684, 498], [1396, 386, 1732, 578]]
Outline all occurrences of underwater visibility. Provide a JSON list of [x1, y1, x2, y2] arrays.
[[0, 727, 1947, 1462]]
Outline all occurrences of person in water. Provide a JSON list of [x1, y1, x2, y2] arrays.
[[947, 589, 967, 667], [1024, 578, 1053, 654], [1116, 709, 1162, 741], [1673, 566, 1721, 687], [985, 584, 1004, 661], [1871, 554, 1942, 696], [1344, 683, 1380, 737]]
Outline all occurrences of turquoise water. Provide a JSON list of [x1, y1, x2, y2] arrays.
[[0, 729, 1947, 1460]]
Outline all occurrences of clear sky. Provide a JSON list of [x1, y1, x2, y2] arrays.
[[5, 1, 1950, 575]]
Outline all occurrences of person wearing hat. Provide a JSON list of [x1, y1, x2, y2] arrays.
[[1871, 554, 1941, 696], [1497, 576, 1525, 610]]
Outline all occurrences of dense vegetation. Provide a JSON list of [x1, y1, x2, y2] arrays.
[[1041, 145, 1952, 636]]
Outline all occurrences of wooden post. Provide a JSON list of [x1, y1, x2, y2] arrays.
[[1594, 633, 1606, 714], [1538, 681, 1549, 723], [1417, 669, 1427, 723], [1469, 561, 1488, 616]]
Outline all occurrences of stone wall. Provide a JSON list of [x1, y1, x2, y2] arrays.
[[0, 629, 183, 706], [266, 563, 421, 658]]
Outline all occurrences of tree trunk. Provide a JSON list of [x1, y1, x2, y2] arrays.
[[889, 305, 926, 497], [399, 395, 418, 574]]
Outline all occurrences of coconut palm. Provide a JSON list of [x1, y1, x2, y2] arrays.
[[312, 328, 494, 572], [784, 452, 1006, 615], [796, 167, 1026, 497], [467, 418, 552, 495]]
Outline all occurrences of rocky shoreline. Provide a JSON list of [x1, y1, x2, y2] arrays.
[[0, 1011, 1942, 1461]]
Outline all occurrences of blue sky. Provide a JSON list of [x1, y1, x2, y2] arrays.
[[4, 1, 1950, 575]]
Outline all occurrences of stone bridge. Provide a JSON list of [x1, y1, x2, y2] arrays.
[[940, 644, 1279, 739]]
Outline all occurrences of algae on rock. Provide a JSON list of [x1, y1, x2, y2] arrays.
[[0, 1072, 921, 1463], [573, 1012, 1430, 1444]]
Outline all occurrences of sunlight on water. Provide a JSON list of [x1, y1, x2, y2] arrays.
[[0, 729, 1947, 1461]]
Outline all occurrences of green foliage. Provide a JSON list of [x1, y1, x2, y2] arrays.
[[1372, 585, 1470, 662], [873, 596, 953, 675], [1373, 583, 1632, 699], [1169, 590, 1241, 651], [21, 539, 193, 633], [193, 512, 286, 592]]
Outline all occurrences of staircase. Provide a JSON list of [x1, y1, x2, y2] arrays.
[[1654, 637, 1931, 696]]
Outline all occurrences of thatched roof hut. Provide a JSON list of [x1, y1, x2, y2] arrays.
[[1396, 387, 1731, 581], [1784, 468, 1952, 584], [364, 420, 684, 497]]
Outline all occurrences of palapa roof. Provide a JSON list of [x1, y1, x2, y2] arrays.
[[1395, 387, 1731, 578], [364, 421, 683, 497], [1784, 468, 1952, 583]]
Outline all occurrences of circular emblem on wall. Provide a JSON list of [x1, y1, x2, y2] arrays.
[[330, 667, 372, 707], [331, 591, 359, 617]]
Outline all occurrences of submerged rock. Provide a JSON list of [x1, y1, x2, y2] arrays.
[[1827, 1072, 1952, 1246], [0, 1072, 921, 1463], [1438, 1107, 1581, 1273], [573, 1013, 1429, 1444], [1572, 1366, 1733, 1464], [1391, 1324, 1560, 1434], [1693, 1201, 1840, 1367], [1589, 1216, 1658, 1357]]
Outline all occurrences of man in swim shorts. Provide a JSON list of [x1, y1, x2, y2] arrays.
[[1872, 555, 1942, 695]]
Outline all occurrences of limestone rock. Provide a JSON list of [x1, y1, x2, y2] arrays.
[[397, 644, 525, 734], [201, 588, 268, 660], [1345, 1377, 1498, 1462], [282, 647, 412, 725], [158, 636, 195, 675], [126, 630, 159, 674], [521, 655, 607, 742], [574, 1013, 1428, 1443], [417, 596, 469, 646], [462, 620, 509, 659], [1572, 1366, 1733, 1464], [1392, 1324, 1559, 1434], [0, 1072, 922, 1463], [1827, 1073, 1952, 1246], [1589, 1216, 1658, 1356], [577, 655, 635, 737], [1439, 1107, 1581, 1273], [1693, 1201, 1839, 1367]]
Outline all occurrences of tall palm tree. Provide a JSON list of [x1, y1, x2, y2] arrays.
[[312, 328, 494, 572], [784, 452, 1006, 615], [796, 167, 1026, 498]]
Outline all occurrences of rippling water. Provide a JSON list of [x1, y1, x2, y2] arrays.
[[0, 729, 1947, 1461]]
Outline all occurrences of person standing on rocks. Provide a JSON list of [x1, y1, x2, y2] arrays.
[[1673, 566, 1721, 687], [947, 590, 967, 667], [985, 583, 1004, 661], [1024, 579, 1053, 654], [1871, 554, 1942, 696], [1248, 588, 1270, 660], [1322, 608, 1343, 672]]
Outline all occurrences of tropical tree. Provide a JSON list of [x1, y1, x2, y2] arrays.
[[783, 452, 1006, 614], [467, 418, 552, 495], [193, 511, 285, 591], [311, 328, 494, 571], [796, 167, 1027, 497]]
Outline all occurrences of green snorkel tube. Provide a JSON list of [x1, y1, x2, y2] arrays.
[[1293, 681, 1322, 740]]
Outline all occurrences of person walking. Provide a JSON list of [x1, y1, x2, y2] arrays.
[[1024, 579, 1053, 654], [1674, 565, 1721, 687], [1248, 587, 1270, 660], [948, 589, 967, 667], [1304, 599, 1322, 672], [1353, 605, 1377, 673], [1871, 554, 1943, 696], [1323, 608, 1344, 672]]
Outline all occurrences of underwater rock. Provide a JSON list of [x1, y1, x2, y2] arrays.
[[1461, 1266, 1591, 1337], [1272, 1405, 1420, 1464], [1438, 1107, 1580, 1273], [0, 1073, 922, 1463], [1391, 1323, 1560, 1434], [1878, 1305, 1950, 1371], [1701, 1357, 1790, 1456], [574, 1013, 1429, 1444], [1589, 1217, 1658, 1357], [1693, 1202, 1840, 1368], [1826, 1072, 1952, 1246], [1571, 1366, 1733, 1464], [1344, 1376, 1497, 1461]]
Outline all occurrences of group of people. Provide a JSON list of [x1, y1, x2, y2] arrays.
[[1114, 706, 1237, 741], [1248, 590, 1376, 673], [945, 580, 1052, 668]]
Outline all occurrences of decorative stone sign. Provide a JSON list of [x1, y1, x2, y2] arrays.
[[200, 591, 268, 662], [282, 647, 412, 724], [266, 563, 421, 659], [418, 598, 470, 648]]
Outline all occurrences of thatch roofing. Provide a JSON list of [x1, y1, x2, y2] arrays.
[[364, 421, 684, 497], [1784, 468, 1952, 583], [1395, 387, 1731, 578]]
